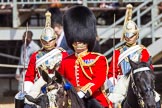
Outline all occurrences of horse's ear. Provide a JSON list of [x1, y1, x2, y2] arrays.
[[55, 71, 63, 84], [147, 56, 152, 66], [128, 57, 138, 68], [41, 69, 52, 84]]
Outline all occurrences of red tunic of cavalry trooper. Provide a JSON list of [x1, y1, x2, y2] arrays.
[[24, 11, 68, 95], [25, 49, 67, 84], [108, 45, 151, 79], [107, 4, 153, 86], [107, 4, 160, 106]]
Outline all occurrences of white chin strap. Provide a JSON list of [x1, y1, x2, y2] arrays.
[[133, 67, 150, 74]]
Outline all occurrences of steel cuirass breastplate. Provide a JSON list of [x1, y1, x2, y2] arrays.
[[36, 50, 62, 70]]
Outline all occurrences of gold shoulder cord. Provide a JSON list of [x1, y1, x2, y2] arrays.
[[78, 53, 111, 106], [77, 55, 100, 66], [77, 53, 99, 80], [77, 53, 108, 80]]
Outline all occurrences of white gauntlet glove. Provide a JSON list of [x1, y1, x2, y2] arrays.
[[77, 91, 85, 98]]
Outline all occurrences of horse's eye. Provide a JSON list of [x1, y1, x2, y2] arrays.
[[135, 77, 140, 82]]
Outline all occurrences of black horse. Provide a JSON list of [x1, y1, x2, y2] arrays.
[[122, 58, 156, 108]]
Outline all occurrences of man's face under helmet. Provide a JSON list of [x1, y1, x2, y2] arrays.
[[123, 21, 139, 39]]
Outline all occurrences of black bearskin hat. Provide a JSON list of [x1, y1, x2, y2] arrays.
[[63, 5, 97, 51]]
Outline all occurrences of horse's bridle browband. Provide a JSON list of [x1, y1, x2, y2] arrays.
[[133, 67, 150, 74], [130, 66, 151, 108]]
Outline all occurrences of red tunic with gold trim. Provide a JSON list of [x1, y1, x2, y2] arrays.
[[24, 48, 68, 86], [59, 51, 112, 107], [108, 45, 152, 79]]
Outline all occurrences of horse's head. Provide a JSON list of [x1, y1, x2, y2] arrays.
[[129, 57, 156, 108], [41, 69, 63, 92], [41, 70, 85, 108], [41, 70, 66, 107]]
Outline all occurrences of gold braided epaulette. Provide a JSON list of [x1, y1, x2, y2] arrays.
[[77, 52, 102, 67], [78, 52, 109, 80], [78, 56, 100, 67], [82, 52, 104, 66]]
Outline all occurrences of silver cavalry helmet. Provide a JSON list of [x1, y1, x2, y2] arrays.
[[40, 11, 57, 50], [121, 4, 139, 41]]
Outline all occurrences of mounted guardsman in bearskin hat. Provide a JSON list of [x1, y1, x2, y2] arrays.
[[106, 4, 161, 108], [57, 5, 112, 108], [16, 11, 68, 108]]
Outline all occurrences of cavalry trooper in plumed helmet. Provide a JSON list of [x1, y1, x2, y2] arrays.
[[23, 11, 68, 108], [106, 4, 161, 108]]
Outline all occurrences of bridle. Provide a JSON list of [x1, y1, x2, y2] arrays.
[[130, 67, 153, 108]]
